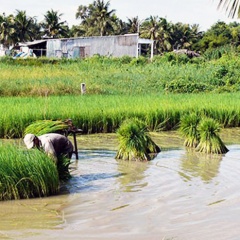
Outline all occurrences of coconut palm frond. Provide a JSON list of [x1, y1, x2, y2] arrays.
[[218, 0, 240, 18]]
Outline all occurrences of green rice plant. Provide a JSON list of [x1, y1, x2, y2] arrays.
[[196, 117, 229, 154], [0, 144, 59, 201], [179, 112, 200, 148], [115, 118, 160, 161], [2, 93, 240, 138], [24, 119, 69, 135], [57, 156, 72, 181]]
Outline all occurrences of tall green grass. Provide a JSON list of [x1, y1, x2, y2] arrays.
[[1, 53, 240, 96], [0, 144, 59, 201], [1, 93, 240, 138]]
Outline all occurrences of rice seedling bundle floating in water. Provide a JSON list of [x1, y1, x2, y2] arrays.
[[0, 144, 59, 201], [115, 118, 161, 161], [179, 113, 200, 148], [196, 117, 229, 154]]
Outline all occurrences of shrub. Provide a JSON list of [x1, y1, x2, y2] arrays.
[[130, 56, 148, 66], [165, 79, 209, 93]]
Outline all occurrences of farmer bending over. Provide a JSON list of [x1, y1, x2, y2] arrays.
[[24, 133, 73, 164]]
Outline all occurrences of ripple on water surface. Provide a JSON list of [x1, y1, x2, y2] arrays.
[[2, 144, 240, 240]]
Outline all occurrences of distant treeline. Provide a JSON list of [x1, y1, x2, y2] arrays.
[[1, 0, 240, 55]]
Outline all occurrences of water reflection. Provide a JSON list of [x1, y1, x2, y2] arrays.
[[61, 149, 120, 194], [116, 160, 148, 192], [180, 148, 223, 182], [61, 172, 122, 194]]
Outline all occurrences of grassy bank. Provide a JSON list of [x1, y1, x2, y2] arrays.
[[0, 51, 240, 96], [1, 93, 240, 138]]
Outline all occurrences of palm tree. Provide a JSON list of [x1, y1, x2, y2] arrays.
[[126, 17, 139, 33], [76, 0, 117, 36], [140, 16, 160, 54], [156, 17, 173, 53], [13, 10, 38, 42], [140, 16, 173, 54], [170, 22, 203, 51], [92, 0, 116, 36], [114, 19, 128, 35], [218, 0, 240, 18], [41, 9, 69, 38], [0, 13, 15, 47], [141, 16, 159, 40]]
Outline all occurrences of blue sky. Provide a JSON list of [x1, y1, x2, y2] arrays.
[[1, 0, 238, 31]]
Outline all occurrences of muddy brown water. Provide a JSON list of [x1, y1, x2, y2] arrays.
[[1, 130, 240, 240]]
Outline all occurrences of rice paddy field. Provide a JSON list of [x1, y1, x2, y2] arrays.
[[0, 93, 240, 138], [2, 53, 240, 239], [0, 51, 240, 138]]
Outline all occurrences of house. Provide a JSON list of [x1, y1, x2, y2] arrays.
[[15, 34, 154, 59]]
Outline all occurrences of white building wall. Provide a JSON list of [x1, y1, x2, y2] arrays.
[[46, 34, 139, 58]]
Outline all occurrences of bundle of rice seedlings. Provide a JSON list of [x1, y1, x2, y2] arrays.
[[57, 156, 72, 181], [179, 112, 200, 148], [115, 118, 160, 161], [0, 144, 59, 201], [196, 117, 229, 154], [24, 119, 69, 136]]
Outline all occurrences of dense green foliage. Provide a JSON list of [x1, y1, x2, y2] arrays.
[[0, 144, 59, 200], [1, 48, 240, 97], [1, 0, 240, 54]]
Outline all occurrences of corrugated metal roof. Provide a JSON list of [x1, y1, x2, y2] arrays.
[[17, 40, 47, 47]]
